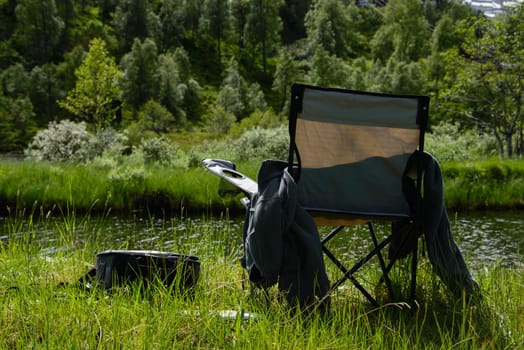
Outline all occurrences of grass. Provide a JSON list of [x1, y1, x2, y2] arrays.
[[1, 211, 522, 349], [0, 158, 523, 217], [442, 158, 524, 210]]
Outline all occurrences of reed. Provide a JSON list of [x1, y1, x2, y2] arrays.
[[0, 211, 522, 349]]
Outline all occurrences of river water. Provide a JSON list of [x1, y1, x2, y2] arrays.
[[1, 210, 522, 271]]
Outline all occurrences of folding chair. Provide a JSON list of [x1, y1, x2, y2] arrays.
[[286, 83, 429, 306], [203, 83, 430, 306]]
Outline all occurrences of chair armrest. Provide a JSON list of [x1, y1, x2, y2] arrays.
[[201, 159, 258, 198]]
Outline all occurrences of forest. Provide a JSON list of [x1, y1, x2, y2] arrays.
[[0, 0, 523, 159]]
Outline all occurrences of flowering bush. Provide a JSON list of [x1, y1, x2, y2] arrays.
[[25, 120, 92, 162]]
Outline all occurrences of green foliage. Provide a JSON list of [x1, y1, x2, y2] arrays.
[[387, 60, 426, 94], [138, 136, 185, 167], [309, 47, 351, 88], [113, 0, 160, 53], [1, 0, 523, 160], [215, 58, 267, 120], [202, 105, 236, 135], [157, 0, 185, 50], [229, 108, 284, 137], [0, 96, 37, 153], [439, 7, 524, 157], [426, 122, 498, 162], [200, 0, 230, 60], [244, 0, 284, 73], [119, 38, 159, 113], [232, 126, 289, 161], [24, 120, 92, 162], [272, 47, 304, 113], [58, 38, 123, 129], [137, 99, 175, 134], [371, 0, 430, 63], [89, 127, 127, 159], [12, 0, 64, 65], [24, 120, 126, 163], [157, 53, 185, 123], [305, 0, 363, 58], [442, 159, 524, 209], [196, 126, 289, 165]]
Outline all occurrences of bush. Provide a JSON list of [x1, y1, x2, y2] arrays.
[[89, 127, 127, 159], [232, 127, 289, 162], [137, 136, 187, 167], [196, 126, 289, 164], [24, 120, 128, 163], [25, 120, 92, 162], [229, 108, 285, 138], [425, 122, 498, 161], [202, 105, 236, 135]]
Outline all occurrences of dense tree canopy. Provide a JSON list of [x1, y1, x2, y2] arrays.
[[0, 0, 522, 157]]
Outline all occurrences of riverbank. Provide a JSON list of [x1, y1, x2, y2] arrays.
[[0, 213, 522, 349], [0, 158, 523, 216]]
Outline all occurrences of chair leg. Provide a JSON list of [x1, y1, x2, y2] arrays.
[[368, 222, 395, 300], [410, 241, 418, 301], [321, 225, 345, 245], [322, 234, 394, 306], [322, 245, 379, 306]]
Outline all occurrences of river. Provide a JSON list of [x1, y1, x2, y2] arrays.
[[1, 210, 522, 271]]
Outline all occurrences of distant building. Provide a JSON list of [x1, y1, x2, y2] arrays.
[[356, 0, 522, 17], [463, 0, 523, 17]]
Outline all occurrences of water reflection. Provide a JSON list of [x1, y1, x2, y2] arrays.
[[1, 211, 522, 270], [449, 211, 523, 269]]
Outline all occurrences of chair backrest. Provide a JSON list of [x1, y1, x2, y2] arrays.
[[288, 84, 429, 223]]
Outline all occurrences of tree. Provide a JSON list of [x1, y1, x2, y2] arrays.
[[13, 0, 64, 65], [0, 0, 17, 43], [216, 58, 258, 119], [230, 0, 249, 52], [426, 14, 460, 100], [445, 8, 524, 157], [113, 0, 160, 52], [157, 52, 184, 122], [137, 99, 175, 134], [55, 46, 87, 102], [309, 47, 351, 88], [157, 0, 185, 51], [28, 63, 62, 123], [272, 47, 302, 112], [200, 0, 230, 61], [280, 0, 311, 43], [0, 96, 36, 153], [119, 38, 159, 115], [244, 0, 284, 73], [171, 47, 202, 122], [202, 105, 236, 135], [67, 4, 114, 51], [304, 0, 361, 58], [370, 0, 430, 63], [387, 60, 425, 94], [58, 38, 123, 129], [171, 0, 202, 40]]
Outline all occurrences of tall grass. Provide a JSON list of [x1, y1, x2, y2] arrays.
[[442, 158, 524, 210], [1, 211, 522, 349], [0, 158, 523, 215], [0, 159, 243, 215]]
